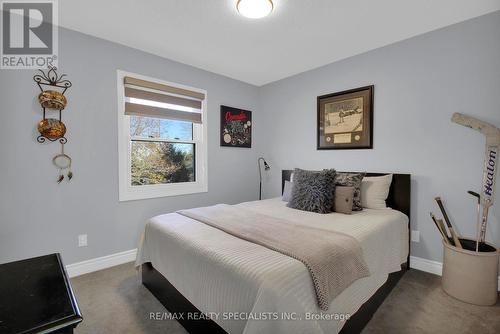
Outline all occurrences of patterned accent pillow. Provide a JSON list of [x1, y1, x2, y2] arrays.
[[335, 172, 366, 211], [287, 168, 336, 213]]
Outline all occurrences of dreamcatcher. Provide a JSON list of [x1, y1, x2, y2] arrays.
[[53, 145, 73, 183]]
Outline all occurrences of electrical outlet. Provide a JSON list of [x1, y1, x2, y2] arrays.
[[411, 230, 420, 243], [78, 234, 87, 247]]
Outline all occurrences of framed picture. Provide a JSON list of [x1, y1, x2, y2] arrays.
[[317, 85, 373, 150], [220, 105, 252, 148]]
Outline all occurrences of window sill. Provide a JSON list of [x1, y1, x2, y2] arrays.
[[119, 182, 207, 202]]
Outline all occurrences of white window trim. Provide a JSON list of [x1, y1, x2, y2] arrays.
[[117, 70, 208, 201]]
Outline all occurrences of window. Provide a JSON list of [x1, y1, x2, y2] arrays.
[[118, 71, 207, 201]]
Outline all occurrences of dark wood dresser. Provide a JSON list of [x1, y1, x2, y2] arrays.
[[0, 253, 82, 334]]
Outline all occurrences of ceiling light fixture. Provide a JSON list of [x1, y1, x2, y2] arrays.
[[237, 0, 273, 19]]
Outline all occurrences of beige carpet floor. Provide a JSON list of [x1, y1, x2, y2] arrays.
[[71, 262, 499, 334]]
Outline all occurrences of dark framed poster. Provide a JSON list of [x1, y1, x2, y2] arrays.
[[220, 105, 252, 148], [317, 85, 373, 150]]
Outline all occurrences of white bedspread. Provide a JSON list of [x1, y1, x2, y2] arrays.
[[136, 198, 408, 334]]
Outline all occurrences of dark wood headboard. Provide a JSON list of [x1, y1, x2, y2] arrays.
[[282, 170, 411, 266]]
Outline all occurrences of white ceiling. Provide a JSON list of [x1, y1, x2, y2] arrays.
[[59, 0, 500, 86]]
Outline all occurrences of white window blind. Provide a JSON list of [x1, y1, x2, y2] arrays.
[[123, 76, 205, 124]]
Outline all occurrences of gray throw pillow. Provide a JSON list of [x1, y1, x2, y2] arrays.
[[282, 180, 294, 202], [334, 186, 354, 214], [335, 172, 366, 211], [287, 168, 336, 214]]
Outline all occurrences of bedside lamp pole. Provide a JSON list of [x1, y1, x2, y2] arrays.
[[258, 157, 270, 200]]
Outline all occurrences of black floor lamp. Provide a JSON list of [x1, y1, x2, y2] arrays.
[[258, 157, 270, 200]]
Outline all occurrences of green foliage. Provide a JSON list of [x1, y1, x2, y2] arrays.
[[131, 142, 194, 186], [130, 116, 194, 186]]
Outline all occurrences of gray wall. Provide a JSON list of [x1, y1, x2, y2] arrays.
[[0, 28, 261, 264], [1, 12, 499, 267], [257, 11, 500, 262]]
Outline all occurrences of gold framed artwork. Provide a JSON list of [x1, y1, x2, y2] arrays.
[[317, 85, 374, 150]]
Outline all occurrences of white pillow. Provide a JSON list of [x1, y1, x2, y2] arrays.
[[282, 181, 294, 202], [361, 174, 393, 209]]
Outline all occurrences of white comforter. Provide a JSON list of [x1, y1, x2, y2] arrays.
[[136, 198, 408, 334]]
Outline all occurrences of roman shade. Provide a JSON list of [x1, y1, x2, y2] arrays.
[[124, 76, 204, 124]]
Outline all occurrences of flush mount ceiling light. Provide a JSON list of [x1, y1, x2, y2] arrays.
[[237, 0, 273, 19]]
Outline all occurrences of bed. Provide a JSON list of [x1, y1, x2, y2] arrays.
[[136, 171, 410, 334]]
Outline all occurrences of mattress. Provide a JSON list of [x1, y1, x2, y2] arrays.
[[136, 198, 409, 334]]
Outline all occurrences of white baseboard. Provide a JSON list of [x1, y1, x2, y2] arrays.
[[409, 256, 443, 275], [410, 255, 500, 291], [66, 249, 137, 278]]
